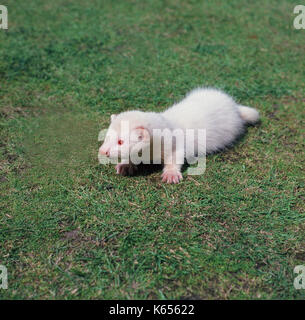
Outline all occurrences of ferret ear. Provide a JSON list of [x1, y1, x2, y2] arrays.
[[110, 114, 117, 122], [133, 126, 150, 142]]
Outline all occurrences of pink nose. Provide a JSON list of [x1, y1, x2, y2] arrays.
[[99, 147, 110, 157]]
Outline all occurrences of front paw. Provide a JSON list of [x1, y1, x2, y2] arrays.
[[115, 163, 137, 176], [161, 169, 183, 184]]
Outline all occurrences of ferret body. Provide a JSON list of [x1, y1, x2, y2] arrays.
[[99, 87, 259, 183]]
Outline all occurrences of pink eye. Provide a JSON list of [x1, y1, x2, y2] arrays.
[[118, 139, 124, 145]]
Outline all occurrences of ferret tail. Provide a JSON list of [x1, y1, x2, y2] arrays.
[[238, 105, 260, 124]]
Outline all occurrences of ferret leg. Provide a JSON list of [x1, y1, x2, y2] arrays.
[[161, 149, 183, 184], [115, 159, 138, 176], [161, 164, 183, 184]]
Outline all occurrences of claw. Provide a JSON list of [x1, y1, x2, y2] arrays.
[[161, 169, 183, 184]]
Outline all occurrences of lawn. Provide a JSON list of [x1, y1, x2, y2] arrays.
[[0, 0, 304, 299]]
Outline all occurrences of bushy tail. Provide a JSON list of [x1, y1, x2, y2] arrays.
[[238, 105, 260, 124]]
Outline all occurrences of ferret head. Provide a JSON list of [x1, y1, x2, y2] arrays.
[[99, 111, 156, 161]]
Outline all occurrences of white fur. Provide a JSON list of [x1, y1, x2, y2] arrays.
[[238, 105, 260, 124], [162, 87, 259, 154], [99, 87, 259, 183]]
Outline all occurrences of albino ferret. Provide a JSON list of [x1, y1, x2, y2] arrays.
[[99, 87, 259, 183]]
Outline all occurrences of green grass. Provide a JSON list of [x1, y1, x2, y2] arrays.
[[0, 0, 304, 299]]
